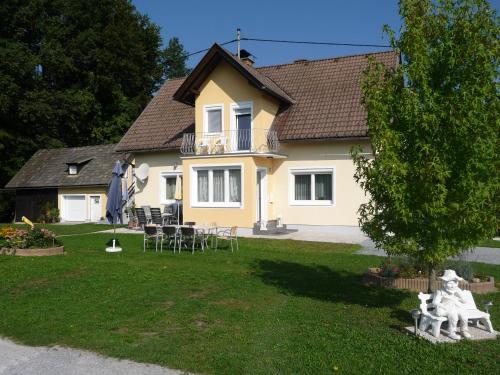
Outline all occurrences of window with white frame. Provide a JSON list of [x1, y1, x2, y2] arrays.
[[192, 166, 242, 207], [160, 172, 182, 204], [204, 105, 223, 134], [68, 164, 78, 175], [290, 168, 334, 205]]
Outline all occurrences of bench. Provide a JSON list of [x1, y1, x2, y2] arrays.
[[417, 290, 493, 338]]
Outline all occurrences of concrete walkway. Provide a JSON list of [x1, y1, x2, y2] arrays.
[[0, 337, 191, 375], [356, 240, 500, 265]]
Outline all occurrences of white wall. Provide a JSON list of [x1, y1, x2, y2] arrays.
[[133, 151, 182, 209], [271, 140, 371, 227]]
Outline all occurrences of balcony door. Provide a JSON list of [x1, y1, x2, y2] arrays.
[[236, 113, 251, 151], [231, 102, 253, 152]]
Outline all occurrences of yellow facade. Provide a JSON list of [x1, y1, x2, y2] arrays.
[[194, 60, 280, 134]]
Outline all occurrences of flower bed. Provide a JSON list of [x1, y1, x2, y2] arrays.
[[364, 267, 496, 294], [0, 226, 63, 256]]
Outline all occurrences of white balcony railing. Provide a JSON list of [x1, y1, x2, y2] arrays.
[[180, 129, 280, 155]]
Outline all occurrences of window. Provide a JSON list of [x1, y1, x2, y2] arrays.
[[68, 164, 78, 175], [230, 102, 253, 151], [290, 168, 334, 205], [160, 172, 182, 204], [192, 166, 242, 207], [204, 105, 223, 134]]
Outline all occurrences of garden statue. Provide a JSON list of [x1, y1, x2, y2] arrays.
[[432, 269, 471, 339]]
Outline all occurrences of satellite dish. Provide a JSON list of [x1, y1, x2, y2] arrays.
[[135, 163, 149, 182]]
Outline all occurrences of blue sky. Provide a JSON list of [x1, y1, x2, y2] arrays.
[[132, 0, 500, 68]]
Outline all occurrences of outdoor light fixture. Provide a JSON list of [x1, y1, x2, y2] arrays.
[[410, 309, 422, 335], [482, 300, 493, 314]]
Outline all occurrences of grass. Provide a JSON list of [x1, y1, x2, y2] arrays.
[[479, 239, 500, 248], [0, 223, 125, 236], [0, 225, 498, 374]]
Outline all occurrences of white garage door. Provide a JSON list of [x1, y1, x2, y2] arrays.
[[62, 195, 86, 221]]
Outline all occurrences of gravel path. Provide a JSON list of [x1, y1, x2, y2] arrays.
[[0, 337, 192, 375]]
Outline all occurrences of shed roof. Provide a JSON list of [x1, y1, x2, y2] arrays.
[[5, 144, 123, 189]]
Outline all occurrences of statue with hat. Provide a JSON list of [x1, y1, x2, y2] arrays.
[[432, 269, 471, 339]]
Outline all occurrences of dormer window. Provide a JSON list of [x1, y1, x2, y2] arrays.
[[68, 164, 78, 175]]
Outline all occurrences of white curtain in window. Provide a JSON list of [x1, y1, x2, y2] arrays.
[[229, 169, 241, 202], [165, 177, 176, 200], [294, 174, 311, 200], [207, 109, 222, 133], [197, 170, 209, 202], [213, 170, 225, 202], [315, 174, 332, 200]]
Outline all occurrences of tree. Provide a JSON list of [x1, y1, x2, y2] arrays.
[[0, 0, 175, 220], [162, 37, 190, 80], [352, 0, 499, 289]]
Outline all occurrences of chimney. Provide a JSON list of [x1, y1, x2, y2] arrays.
[[240, 49, 255, 66]]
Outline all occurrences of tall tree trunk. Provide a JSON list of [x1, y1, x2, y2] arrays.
[[427, 263, 433, 293]]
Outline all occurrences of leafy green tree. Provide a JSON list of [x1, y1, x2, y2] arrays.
[[352, 0, 499, 289], [0, 0, 181, 220], [162, 37, 190, 80]]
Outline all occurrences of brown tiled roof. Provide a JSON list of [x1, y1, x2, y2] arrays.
[[5, 144, 124, 189], [260, 51, 398, 140], [116, 78, 194, 152], [115, 49, 398, 152]]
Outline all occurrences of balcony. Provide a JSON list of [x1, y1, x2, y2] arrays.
[[180, 129, 280, 156]]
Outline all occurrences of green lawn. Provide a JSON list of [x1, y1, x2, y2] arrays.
[[479, 239, 500, 248], [0, 225, 498, 374], [1, 223, 125, 236]]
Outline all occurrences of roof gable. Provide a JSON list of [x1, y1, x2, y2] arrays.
[[173, 43, 294, 107]]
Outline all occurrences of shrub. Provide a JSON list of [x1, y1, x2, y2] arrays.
[[379, 256, 427, 278], [0, 226, 61, 250], [439, 260, 474, 281]]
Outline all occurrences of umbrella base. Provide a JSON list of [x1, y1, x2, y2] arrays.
[[105, 239, 122, 253], [105, 246, 122, 253]]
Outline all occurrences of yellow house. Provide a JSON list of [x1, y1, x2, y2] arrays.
[[116, 44, 398, 237]]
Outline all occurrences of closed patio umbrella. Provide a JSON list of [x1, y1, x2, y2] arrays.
[[174, 175, 182, 224], [174, 175, 182, 200], [105, 160, 124, 252]]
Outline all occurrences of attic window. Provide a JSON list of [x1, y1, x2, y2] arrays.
[[68, 165, 78, 175]]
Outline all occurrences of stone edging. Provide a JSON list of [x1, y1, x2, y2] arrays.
[[12, 246, 64, 257], [364, 268, 496, 294]]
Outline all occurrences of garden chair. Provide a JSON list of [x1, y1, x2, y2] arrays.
[[150, 207, 163, 226], [135, 207, 148, 228], [160, 226, 178, 253], [143, 225, 160, 252], [215, 226, 238, 252], [162, 205, 175, 225], [141, 205, 152, 223], [178, 226, 203, 254]]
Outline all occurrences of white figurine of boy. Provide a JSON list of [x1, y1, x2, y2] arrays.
[[432, 269, 471, 340]]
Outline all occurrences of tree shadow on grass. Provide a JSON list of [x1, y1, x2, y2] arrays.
[[253, 259, 409, 308]]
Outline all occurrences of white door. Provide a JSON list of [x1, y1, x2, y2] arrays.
[[63, 195, 86, 221], [89, 195, 101, 222], [256, 169, 267, 228]]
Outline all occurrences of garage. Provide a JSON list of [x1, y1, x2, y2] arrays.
[[62, 195, 86, 221]]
